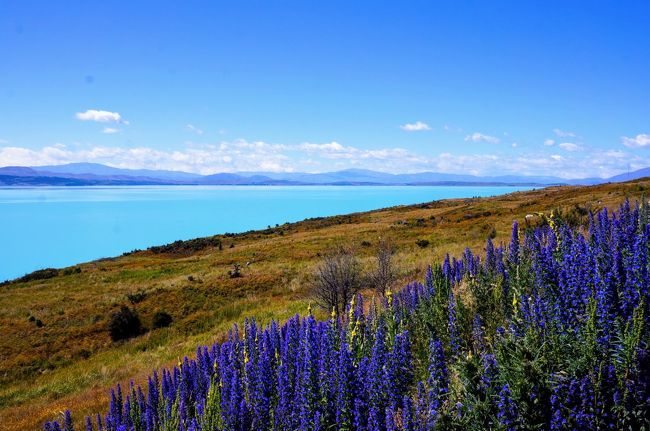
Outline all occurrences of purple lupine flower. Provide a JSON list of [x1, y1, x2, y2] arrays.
[[508, 221, 520, 267], [472, 314, 486, 354], [448, 291, 460, 355], [497, 384, 518, 431], [335, 340, 355, 429], [386, 331, 413, 409], [427, 338, 448, 426], [62, 410, 73, 431], [480, 353, 498, 394]]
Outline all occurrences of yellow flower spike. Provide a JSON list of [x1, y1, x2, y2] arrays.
[[213, 360, 218, 372], [331, 307, 337, 320], [386, 288, 393, 305], [307, 302, 312, 315]]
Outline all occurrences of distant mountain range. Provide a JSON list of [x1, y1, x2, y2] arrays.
[[0, 162, 648, 187]]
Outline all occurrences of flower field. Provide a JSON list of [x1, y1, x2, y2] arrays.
[[45, 200, 649, 430]]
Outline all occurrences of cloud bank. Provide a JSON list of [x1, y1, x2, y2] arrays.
[[1, 139, 648, 179]]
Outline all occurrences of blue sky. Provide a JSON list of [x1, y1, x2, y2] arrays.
[[1, 1, 649, 178]]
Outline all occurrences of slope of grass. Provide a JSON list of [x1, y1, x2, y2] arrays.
[[0, 179, 648, 430]]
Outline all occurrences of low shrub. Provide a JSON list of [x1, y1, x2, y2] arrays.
[[17, 268, 59, 283], [152, 311, 173, 329], [108, 306, 143, 341], [126, 290, 147, 304]]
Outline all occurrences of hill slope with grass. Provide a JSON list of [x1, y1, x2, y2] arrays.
[[1, 179, 648, 430]]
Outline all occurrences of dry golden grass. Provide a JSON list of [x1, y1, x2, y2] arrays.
[[1, 179, 648, 430]]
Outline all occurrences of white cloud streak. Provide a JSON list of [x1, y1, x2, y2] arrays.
[[464, 132, 500, 144], [102, 127, 120, 134], [621, 134, 650, 148], [544, 139, 555, 146], [400, 121, 431, 131], [553, 128, 576, 138], [186, 124, 204, 135], [559, 142, 580, 152]]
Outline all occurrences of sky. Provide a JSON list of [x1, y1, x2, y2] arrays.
[[1, 1, 649, 179]]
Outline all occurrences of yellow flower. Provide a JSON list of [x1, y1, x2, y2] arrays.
[[386, 288, 393, 305], [331, 307, 337, 320]]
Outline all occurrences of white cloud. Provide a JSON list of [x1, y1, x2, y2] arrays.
[[186, 124, 204, 135], [559, 142, 580, 152], [544, 139, 555, 146], [102, 127, 120, 134], [553, 128, 576, 138], [464, 132, 500, 144], [511, 142, 518, 148], [1, 140, 648, 179], [621, 134, 650, 148], [400, 121, 431, 131], [75, 109, 127, 124]]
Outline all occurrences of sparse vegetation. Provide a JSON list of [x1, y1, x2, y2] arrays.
[[369, 238, 397, 296], [311, 246, 363, 314]]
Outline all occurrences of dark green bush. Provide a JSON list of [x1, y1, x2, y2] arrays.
[[17, 268, 59, 283], [148, 237, 222, 254], [126, 290, 147, 304], [415, 239, 430, 248], [152, 311, 173, 329], [229, 263, 242, 278], [108, 306, 143, 341], [62, 267, 82, 276]]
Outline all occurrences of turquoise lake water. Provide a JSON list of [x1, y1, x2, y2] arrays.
[[0, 185, 532, 280]]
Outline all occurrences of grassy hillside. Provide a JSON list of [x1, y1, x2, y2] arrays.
[[1, 179, 648, 430]]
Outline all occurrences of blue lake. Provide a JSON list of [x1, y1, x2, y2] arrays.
[[0, 185, 532, 280]]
